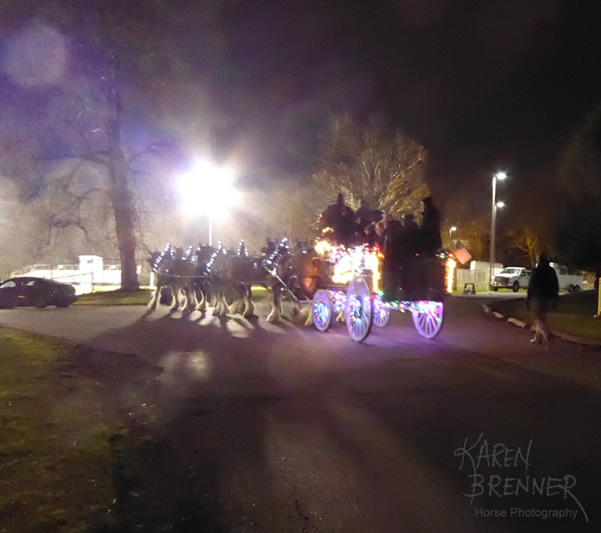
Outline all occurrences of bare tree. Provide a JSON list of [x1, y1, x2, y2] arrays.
[[457, 219, 489, 261], [0, 1, 196, 289], [312, 115, 429, 217], [508, 227, 539, 266]]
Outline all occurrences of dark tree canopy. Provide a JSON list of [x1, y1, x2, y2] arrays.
[[554, 101, 601, 273]]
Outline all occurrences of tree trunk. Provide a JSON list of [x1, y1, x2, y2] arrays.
[[105, 63, 139, 291]]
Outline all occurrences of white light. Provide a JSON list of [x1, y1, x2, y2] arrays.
[[495, 171, 507, 180], [178, 160, 240, 219], [450, 226, 457, 232], [496, 201, 506, 208]]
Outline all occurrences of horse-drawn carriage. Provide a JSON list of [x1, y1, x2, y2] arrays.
[[149, 236, 449, 343], [304, 239, 447, 342]]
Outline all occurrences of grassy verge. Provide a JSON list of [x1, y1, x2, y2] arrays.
[[489, 290, 601, 343], [0, 328, 117, 532], [76, 285, 273, 307], [76, 289, 152, 306]]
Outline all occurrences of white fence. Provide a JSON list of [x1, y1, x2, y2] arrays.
[[455, 261, 504, 292]]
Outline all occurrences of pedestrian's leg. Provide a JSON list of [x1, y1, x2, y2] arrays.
[[531, 300, 543, 344], [531, 319, 540, 344], [539, 310, 550, 346]]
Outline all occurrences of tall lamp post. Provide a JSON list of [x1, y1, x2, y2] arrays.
[[489, 171, 507, 287], [449, 226, 457, 244]]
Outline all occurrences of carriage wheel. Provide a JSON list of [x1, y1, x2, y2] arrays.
[[312, 290, 333, 332], [373, 295, 391, 328], [411, 301, 444, 339], [345, 276, 373, 342]]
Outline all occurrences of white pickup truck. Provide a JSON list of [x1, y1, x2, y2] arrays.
[[490, 267, 531, 292]]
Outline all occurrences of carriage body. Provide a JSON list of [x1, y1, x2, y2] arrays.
[[310, 239, 448, 342]]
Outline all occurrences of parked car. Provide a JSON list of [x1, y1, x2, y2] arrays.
[[490, 267, 531, 292], [0, 277, 77, 309]]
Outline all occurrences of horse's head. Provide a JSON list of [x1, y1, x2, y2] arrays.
[[286, 246, 321, 298], [205, 243, 227, 274], [148, 251, 161, 267], [196, 244, 217, 264], [261, 238, 291, 273], [151, 244, 174, 272]]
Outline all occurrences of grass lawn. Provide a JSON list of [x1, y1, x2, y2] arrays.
[[0, 329, 117, 532], [76, 285, 273, 307], [489, 290, 601, 343], [75, 289, 152, 306]]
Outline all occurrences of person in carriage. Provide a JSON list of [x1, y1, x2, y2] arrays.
[[379, 197, 445, 302], [319, 193, 357, 248]]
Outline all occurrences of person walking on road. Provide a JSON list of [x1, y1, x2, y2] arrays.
[[526, 253, 559, 346]]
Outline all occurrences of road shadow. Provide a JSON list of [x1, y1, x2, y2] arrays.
[[57, 300, 601, 532], [68, 307, 297, 532]]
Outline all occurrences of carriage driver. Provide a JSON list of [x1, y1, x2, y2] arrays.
[[319, 193, 357, 247]]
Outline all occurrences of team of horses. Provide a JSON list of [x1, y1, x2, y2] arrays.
[[148, 239, 320, 324]]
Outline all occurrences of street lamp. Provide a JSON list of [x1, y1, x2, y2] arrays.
[[449, 226, 457, 241], [489, 171, 507, 287], [179, 160, 240, 246]]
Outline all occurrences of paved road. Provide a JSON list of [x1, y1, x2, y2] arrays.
[[1, 297, 600, 532]]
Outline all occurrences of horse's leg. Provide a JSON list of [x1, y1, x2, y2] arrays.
[[267, 285, 282, 323], [195, 282, 207, 311], [182, 285, 190, 311], [214, 283, 226, 316], [185, 282, 197, 311], [228, 283, 245, 315], [213, 285, 221, 315], [148, 280, 161, 309], [208, 284, 217, 307], [304, 304, 314, 326], [243, 285, 255, 318], [170, 283, 180, 311]]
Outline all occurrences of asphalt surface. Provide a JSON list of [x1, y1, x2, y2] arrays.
[[1, 296, 600, 532]]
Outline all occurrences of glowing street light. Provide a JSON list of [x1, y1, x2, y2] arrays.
[[489, 171, 507, 287], [178, 160, 240, 246], [449, 226, 457, 240]]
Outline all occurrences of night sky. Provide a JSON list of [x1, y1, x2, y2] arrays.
[[226, 0, 601, 197], [3, 0, 601, 214], [171, 0, 601, 211]]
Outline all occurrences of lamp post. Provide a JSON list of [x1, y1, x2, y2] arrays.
[[489, 171, 507, 287], [179, 160, 239, 246], [449, 226, 457, 243]]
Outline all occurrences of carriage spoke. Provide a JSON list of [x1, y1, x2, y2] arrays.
[[373, 295, 391, 327], [312, 290, 332, 332], [345, 277, 373, 342], [412, 301, 444, 339]]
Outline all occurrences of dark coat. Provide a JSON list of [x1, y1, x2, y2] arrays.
[[320, 203, 356, 246], [420, 203, 442, 254], [527, 261, 559, 302]]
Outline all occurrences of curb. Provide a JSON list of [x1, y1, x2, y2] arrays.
[[481, 304, 601, 350]]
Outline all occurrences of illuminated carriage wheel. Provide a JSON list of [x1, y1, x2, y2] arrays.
[[345, 276, 374, 343], [312, 289, 333, 332], [411, 301, 444, 339], [373, 295, 391, 328]]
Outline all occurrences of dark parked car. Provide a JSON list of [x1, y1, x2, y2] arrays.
[[0, 277, 77, 309]]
